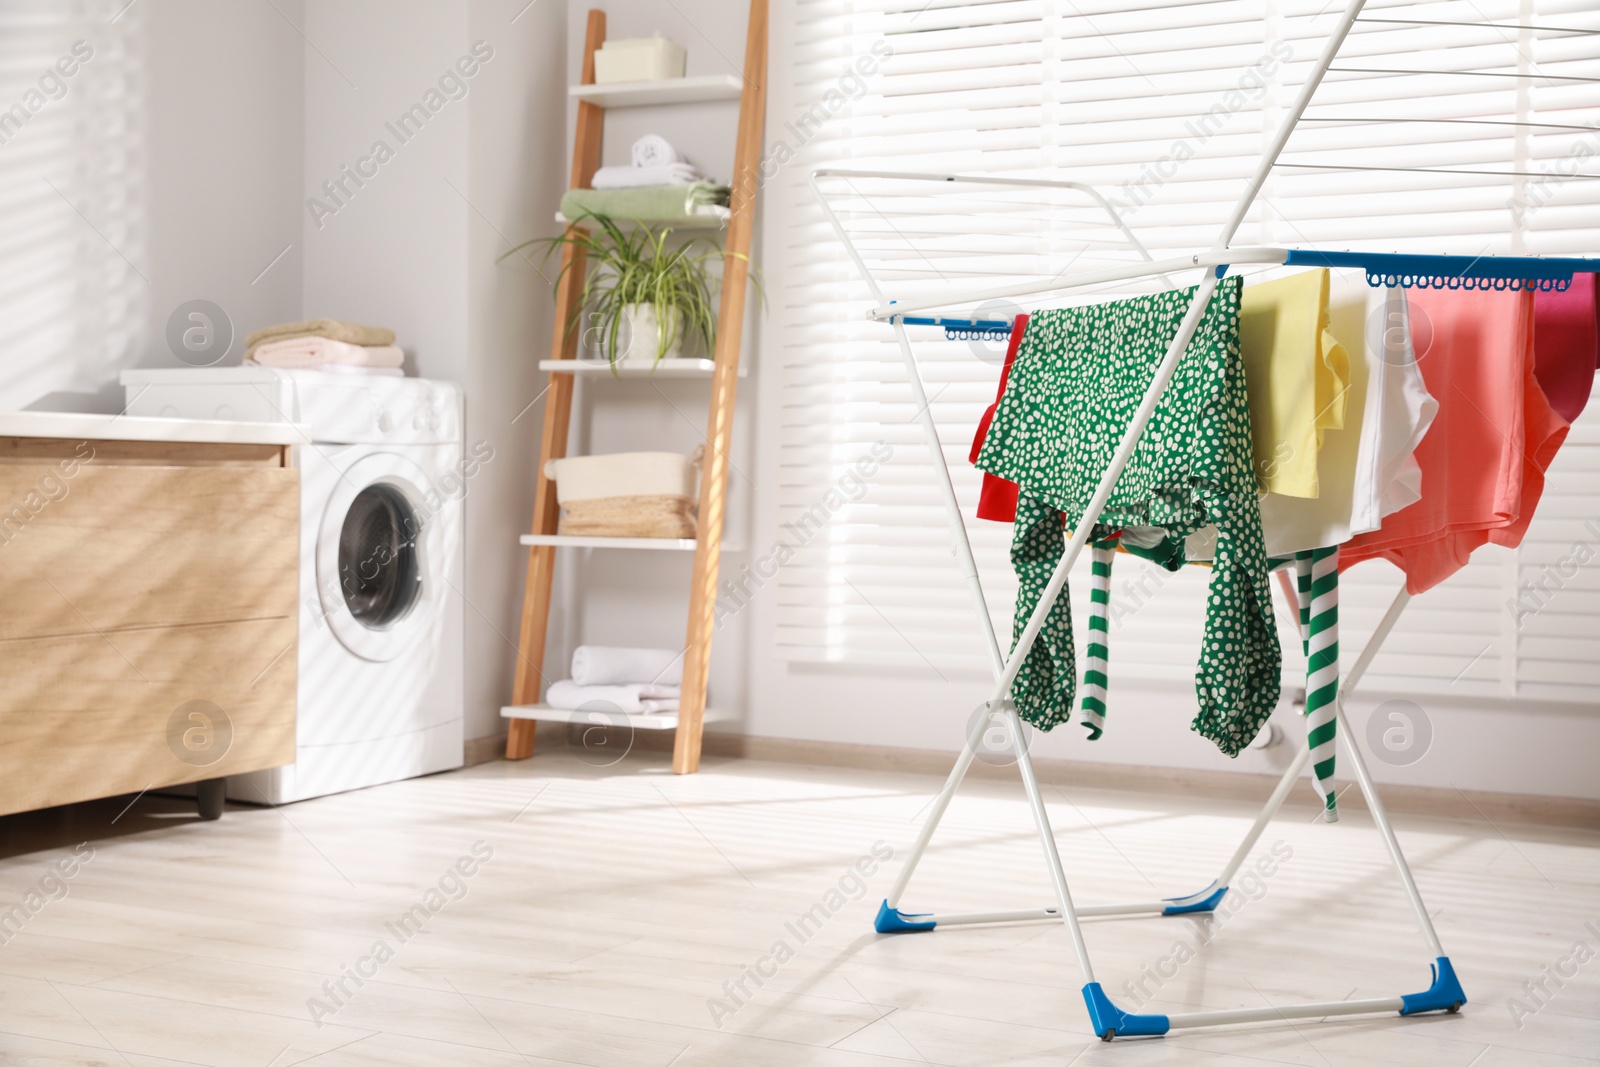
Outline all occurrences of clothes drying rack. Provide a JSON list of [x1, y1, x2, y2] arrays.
[[809, 0, 1600, 1041]]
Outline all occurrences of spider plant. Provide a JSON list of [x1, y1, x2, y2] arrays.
[[502, 213, 759, 370]]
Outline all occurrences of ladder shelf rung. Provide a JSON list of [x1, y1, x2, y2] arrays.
[[520, 534, 696, 551], [567, 74, 742, 108], [537, 358, 746, 378], [500, 704, 733, 731]]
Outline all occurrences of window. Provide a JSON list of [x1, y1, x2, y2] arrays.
[[769, 0, 1600, 702]]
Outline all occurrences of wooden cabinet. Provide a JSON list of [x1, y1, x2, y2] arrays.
[[0, 432, 300, 817]]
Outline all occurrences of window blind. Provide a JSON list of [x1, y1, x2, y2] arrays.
[[770, 0, 1600, 703]]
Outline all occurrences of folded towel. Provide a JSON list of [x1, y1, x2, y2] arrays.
[[571, 645, 684, 687], [251, 336, 405, 369], [243, 361, 405, 378], [631, 134, 682, 169], [245, 318, 395, 354], [546, 679, 680, 714], [559, 494, 696, 538], [560, 183, 731, 224], [592, 162, 705, 189]]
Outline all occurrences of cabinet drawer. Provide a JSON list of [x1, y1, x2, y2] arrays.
[[0, 461, 299, 640], [0, 616, 297, 815]]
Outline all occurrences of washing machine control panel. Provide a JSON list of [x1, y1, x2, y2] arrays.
[[120, 369, 462, 445]]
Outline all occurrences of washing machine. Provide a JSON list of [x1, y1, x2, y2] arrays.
[[120, 367, 466, 803]]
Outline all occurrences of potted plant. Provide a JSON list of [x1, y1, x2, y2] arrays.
[[503, 214, 754, 371]]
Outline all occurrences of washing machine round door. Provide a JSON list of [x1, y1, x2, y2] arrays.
[[316, 452, 439, 662]]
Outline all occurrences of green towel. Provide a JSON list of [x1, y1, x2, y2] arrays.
[[560, 183, 731, 224]]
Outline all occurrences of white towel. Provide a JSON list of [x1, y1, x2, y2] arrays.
[[631, 134, 682, 168], [546, 679, 680, 715], [250, 336, 405, 369], [287, 364, 406, 378], [571, 645, 684, 686], [591, 163, 704, 189]]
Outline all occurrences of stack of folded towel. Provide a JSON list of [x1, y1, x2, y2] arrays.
[[561, 135, 731, 223], [545, 645, 686, 714], [592, 134, 714, 188], [245, 319, 405, 375]]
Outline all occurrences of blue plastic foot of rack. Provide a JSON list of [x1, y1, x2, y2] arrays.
[[874, 900, 936, 933], [1161, 884, 1229, 915], [1399, 957, 1467, 1015], [1082, 982, 1170, 1040]]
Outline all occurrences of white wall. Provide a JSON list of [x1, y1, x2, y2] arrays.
[[1, 1, 304, 413], [299, 1, 469, 383], [145, 0, 306, 386]]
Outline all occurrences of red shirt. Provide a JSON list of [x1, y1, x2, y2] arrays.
[[969, 314, 1028, 522]]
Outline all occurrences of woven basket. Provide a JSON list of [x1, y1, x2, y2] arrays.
[[545, 450, 701, 538]]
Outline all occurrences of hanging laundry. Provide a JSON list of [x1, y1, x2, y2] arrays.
[[1187, 283, 1437, 561], [1293, 547, 1340, 822], [1071, 535, 1339, 817], [1533, 273, 1599, 425], [976, 278, 1281, 756], [1237, 269, 1350, 498], [977, 277, 1436, 566], [1346, 286, 1439, 537], [1341, 287, 1569, 594], [968, 313, 1028, 523], [1078, 540, 1115, 740]]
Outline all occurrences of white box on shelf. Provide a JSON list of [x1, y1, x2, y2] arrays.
[[544, 451, 699, 504], [593, 37, 686, 84]]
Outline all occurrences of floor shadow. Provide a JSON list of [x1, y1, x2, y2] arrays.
[[0, 789, 219, 861]]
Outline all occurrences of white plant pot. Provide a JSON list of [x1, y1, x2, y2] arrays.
[[613, 303, 684, 365]]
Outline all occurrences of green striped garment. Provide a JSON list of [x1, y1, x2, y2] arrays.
[[1073, 547, 1342, 820], [1079, 540, 1116, 740], [1295, 546, 1340, 821]]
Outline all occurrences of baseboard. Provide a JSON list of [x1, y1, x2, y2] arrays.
[[463, 733, 507, 768], [694, 732, 1600, 831], [526, 726, 1598, 830]]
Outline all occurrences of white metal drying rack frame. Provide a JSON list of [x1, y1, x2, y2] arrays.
[[808, 0, 1600, 1041]]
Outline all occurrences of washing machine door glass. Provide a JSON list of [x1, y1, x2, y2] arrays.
[[338, 484, 421, 628], [316, 451, 440, 663]]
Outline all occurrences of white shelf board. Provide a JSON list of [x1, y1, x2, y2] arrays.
[[537, 358, 745, 378], [554, 207, 729, 230], [520, 534, 697, 551], [500, 704, 732, 731], [519, 533, 743, 552], [569, 75, 742, 108], [539, 358, 715, 377]]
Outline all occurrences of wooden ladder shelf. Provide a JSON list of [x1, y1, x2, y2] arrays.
[[503, 2, 767, 774]]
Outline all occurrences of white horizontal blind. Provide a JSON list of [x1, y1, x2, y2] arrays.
[[0, 0, 145, 412], [772, 0, 1600, 703]]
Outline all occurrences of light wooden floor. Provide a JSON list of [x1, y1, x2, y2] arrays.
[[0, 748, 1595, 1066]]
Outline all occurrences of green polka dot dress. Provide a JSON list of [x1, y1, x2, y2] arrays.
[[976, 277, 1281, 757]]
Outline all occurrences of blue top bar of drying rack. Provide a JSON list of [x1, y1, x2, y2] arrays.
[[886, 251, 1600, 336], [1284, 250, 1600, 292], [897, 315, 1014, 335]]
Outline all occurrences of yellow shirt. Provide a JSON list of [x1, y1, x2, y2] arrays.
[[1239, 269, 1350, 498]]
